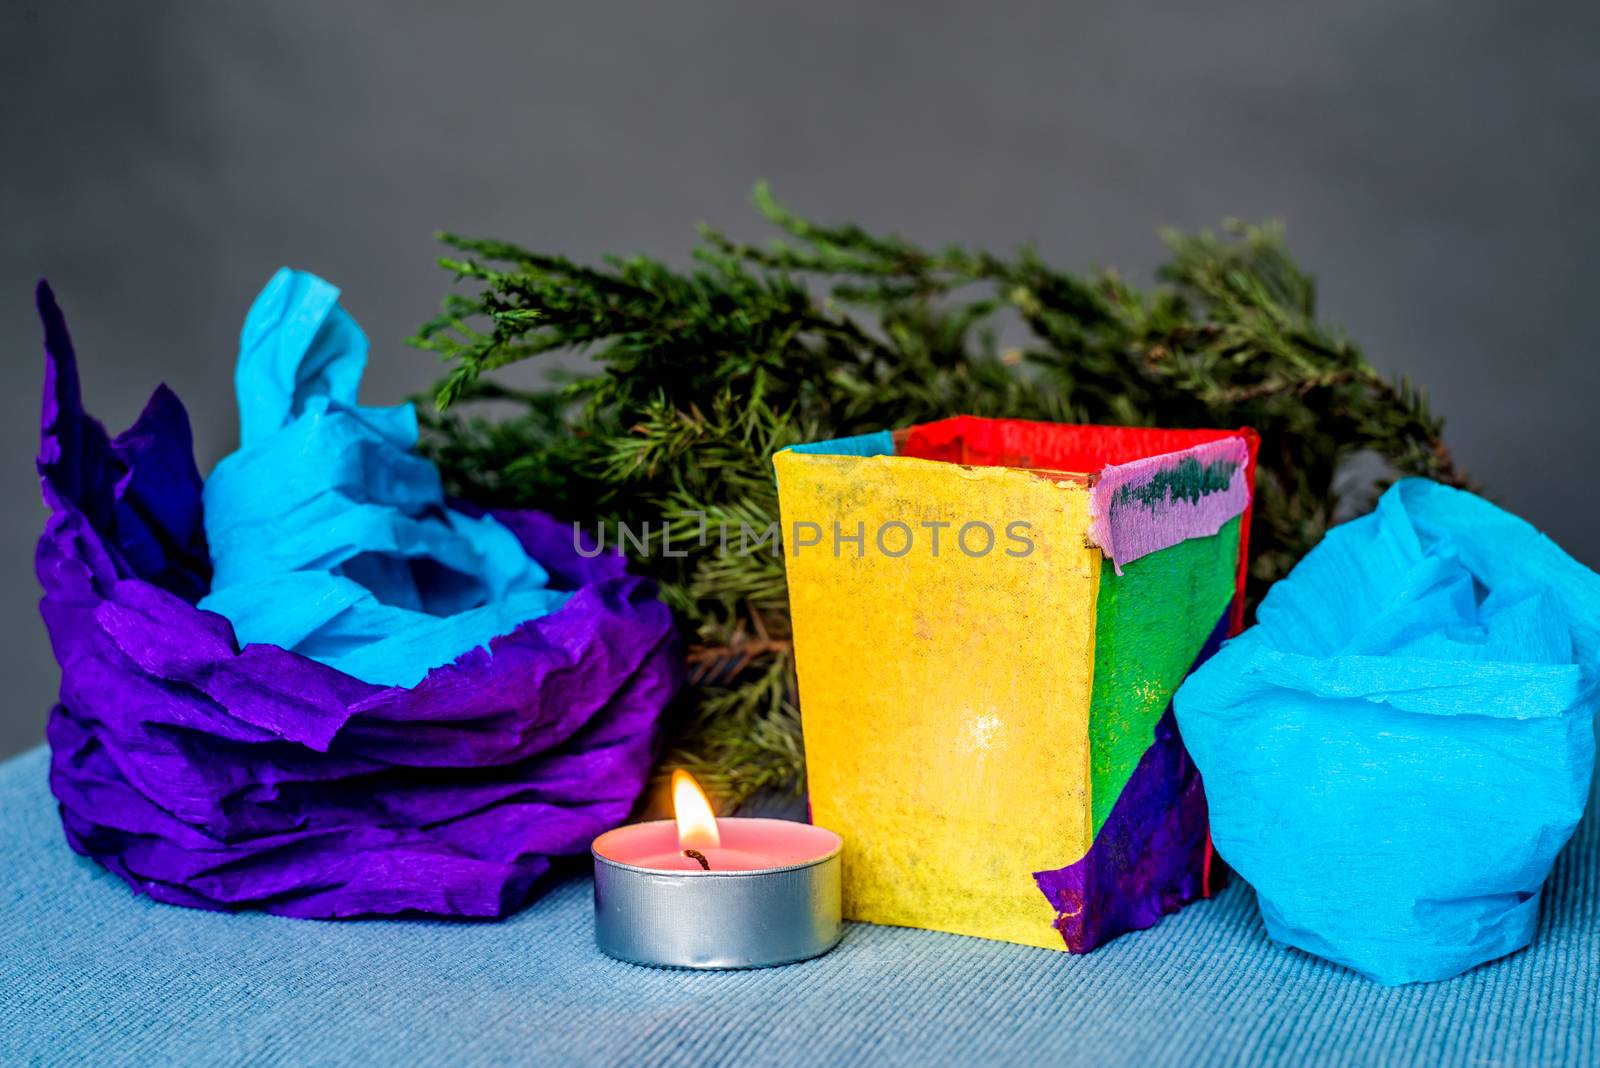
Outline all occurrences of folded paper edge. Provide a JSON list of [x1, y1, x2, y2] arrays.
[[1087, 435, 1253, 574]]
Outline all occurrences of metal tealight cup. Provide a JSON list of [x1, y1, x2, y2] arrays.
[[591, 818, 843, 969]]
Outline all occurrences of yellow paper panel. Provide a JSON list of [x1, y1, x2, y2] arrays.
[[776, 452, 1099, 950]]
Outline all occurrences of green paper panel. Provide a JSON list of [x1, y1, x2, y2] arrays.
[[1088, 515, 1242, 835]]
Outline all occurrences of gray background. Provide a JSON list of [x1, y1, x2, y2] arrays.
[[3, 1, 1597, 760]]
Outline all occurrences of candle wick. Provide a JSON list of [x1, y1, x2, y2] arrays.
[[682, 848, 711, 871]]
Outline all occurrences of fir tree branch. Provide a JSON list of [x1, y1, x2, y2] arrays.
[[413, 185, 1468, 808]]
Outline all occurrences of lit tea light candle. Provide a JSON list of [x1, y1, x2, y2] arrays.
[[591, 770, 843, 969]]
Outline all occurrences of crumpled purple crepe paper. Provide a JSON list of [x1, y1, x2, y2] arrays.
[[34, 281, 683, 919]]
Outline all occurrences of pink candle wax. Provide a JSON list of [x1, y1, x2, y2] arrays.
[[592, 818, 840, 873]]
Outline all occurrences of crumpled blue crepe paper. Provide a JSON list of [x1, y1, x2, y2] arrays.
[[1174, 479, 1600, 984], [36, 276, 682, 918], [197, 268, 570, 687]]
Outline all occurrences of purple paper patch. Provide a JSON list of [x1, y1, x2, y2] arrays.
[[1033, 612, 1229, 951]]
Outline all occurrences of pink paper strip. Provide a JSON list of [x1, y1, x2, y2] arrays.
[[1088, 436, 1251, 574]]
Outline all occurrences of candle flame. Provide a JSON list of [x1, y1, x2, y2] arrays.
[[672, 769, 721, 849]]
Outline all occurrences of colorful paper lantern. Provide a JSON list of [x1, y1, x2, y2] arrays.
[[775, 417, 1257, 951]]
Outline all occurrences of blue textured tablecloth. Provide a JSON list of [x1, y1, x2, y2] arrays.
[[2, 744, 1595, 1067]]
